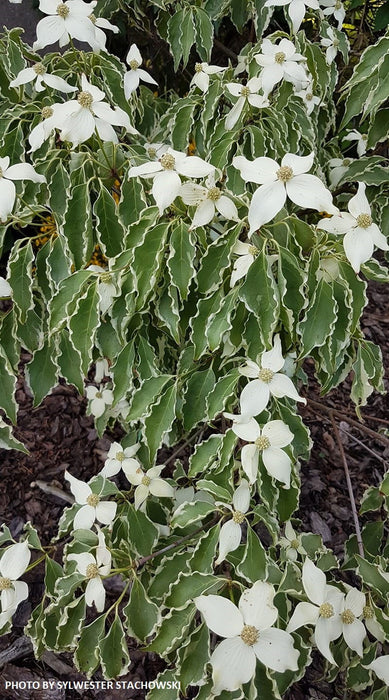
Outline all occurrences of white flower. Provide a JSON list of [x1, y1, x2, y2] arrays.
[[287, 558, 344, 664], [68, 533, 111, 612], [320, 0, 346, 29], [195, 581, 299, 694], [10, 63, 76, 93], [190, 62, 225, 93], [33, 0, 99, 51], [365, 656, 389, 685], [254, 38, 308, 96], [230, 241, 258, 287], [265, 0, 320, 34], [0, 157, 46, 222], [86, 265, 119, 314], [28, 103, 73, 153], [234, 55, 249, 76], [94, 358, 111, 384], [89, 12, 119, 52], [180, 172, 238, 230], [144, 142, 167, 160], [85, 385, 114, 418], [363, 603, 386, 643], [233, 151, 338, 234], [123, 464, 174, 510], [215, 480, 251, 565], [128, 147, 215, 214], [317, 182, 388, 273], [65, 470, 117, 529], [320, 26, 341, 65], [294, 83, 321, 114], [328, 157, 354, 187], [339, 587, 366, 655], [101, 442, 141, 478], [124, 44, 158, 98], [343, 129, 368, 157], [56, 74, 137, 147], [0, 541, 30, 615], [279, 521, 305, 561], [225, 78, 269, 130], [237, 335, 306, 416], [0, 276, 11, 297], [226, 416, 293, 487]]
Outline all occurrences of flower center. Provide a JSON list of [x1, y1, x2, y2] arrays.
[[0, 577, 12, 590], [255, 436, 271, 450], [141, 475, 151, 487], [0, 168, 3, 179], [42, 106, 54, 119], [86, 493, 100, 507], [335, 0, 342, 8], [147, 147, 156, 158], [116, 451, 125, 462], [241, 85, 250, 97], [306, 92, 313, 101], [95, 391, 102, 399], [248, 245, 258, 256], [275, 51, 286, 64], [160, 153, 175, 170], [77, 91, 94, 109], [361, 134, 367, 141], [232, 510, 245, 524], [290, 538, 300, 549], [57, 3, 70, 18], [332, 38, 340, 47], [33, 62, 46, 75], [241, 624, 259, 646], [86, 563, 99, 579], [319, 602, 334, 619], [276, 165, 293, 182], [341, 608, 355, 625], [363, 605, 373, 619], [342, 158, 350, 166], [207, 186, 221, 201], [356, 213, 372, 228], [195, 62, 203, 73], [129, 60, 140, 70], [100, 272, 112, 284], [89, 13, 96, 23], [258, 367, 274, 383]]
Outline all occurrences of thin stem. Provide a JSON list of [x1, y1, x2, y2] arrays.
[[338, 426, 387, 466], [330, 412, 364, 558], [135, 517, 219, 570], [306, 399, 389, 448], [163, 426, 204, 466], [214, 39, 238, 61]]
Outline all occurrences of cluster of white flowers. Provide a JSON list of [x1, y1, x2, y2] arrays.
[[0, 157, 45, 221]]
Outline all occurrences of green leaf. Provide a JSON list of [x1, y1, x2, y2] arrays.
[[94, 184, 125, 257], [49, 270, 92, 334], [144, 382, 177, 463], [128, 375, 173, 421], [69, 281, 100, 375], [125, 504, 159, 557], [167, 221, 196, 301], [206, 288, 239, 352], [190, 523, 220, 573], [182, 366, 215, 431], [197, 224, 241, 294], [58, 331, 84, 394], [239, 247, 279, 345], [190, 287, 224, 358], [99, 615, 130, 679], [8, 241, 34, 323], [355, 555, 389, 597], [146, 605, 196, 657], [133, 222, 169, 310], [118, 176, 147, 228], [26, 342, 58, 407], [0, 349, 17, 422], [45, 558, 64, 597], [178, 623, 210, 691], [111, 341, 135, 405], [298, 279, 337, 357], [236, 526, 268, 582], [124, 578, 160, 642], [149, 550, 191, 601], [62, 182, 93, 269], [75, 615, 106, 676], [188, 434, 225, 477], [194, 7, 214, 61], [171, 500, 215, 529], [48, 161, 70, 224], [165, 571, 224, 610], [206, 369, 240, 420], [56, 596, 86, 650]]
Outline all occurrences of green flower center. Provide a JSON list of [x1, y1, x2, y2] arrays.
[[33, 62, 46, 75], [95, 391, 102, 399], [207, 186, 221, 201], [277, 165, 293, 182], [361, 134, 367, 141], [342, 158, 350, 166], [129, 60, 140, 70], [241, 85, 250, 97], [248, 245, 258, 256], [89, 13, 96, 23], [356, 213, 372, 228], [42, 106, 54, 119], [232, 510, 245, 524], [77, 91, 94, 109], [0, 577, 12, 590], [255, 436, 271, 450], [306, 92, 313, 101], [333, 38, 340, 47], [147, 147, 156, 159], [335, 0, 342, 8], [341, 608, 355, 625], [86, 493, 100, 507], [100, 272, 112, 284], [241, 624, 259, 646], [363, 605, 373, 619], [319, 602, 334, 619], [258, 367, 274, 383], [57, 3, 70, 18], [290, 538, 300, 549], [275, 51, 286, 64], [195, 62, 203, 73], [160, 153, 175, 170], [86, 563, 99, 579], [116, 451, 125, 462], [142, 475, 151, 487]]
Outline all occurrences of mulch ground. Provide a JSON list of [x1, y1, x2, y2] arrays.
[[0, 282, 388, 699]]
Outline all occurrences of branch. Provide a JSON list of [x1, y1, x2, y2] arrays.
[[306, 399, 389, 448], [135, 517, 219, 570]]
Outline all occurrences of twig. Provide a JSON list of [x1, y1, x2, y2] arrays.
[[338, 425, 387, 465], [163, 426, 204, 466], [330, 412, 364, 558], [214, 39, 238, 61], [306, 399, 389, 447], [31, 480, 74, 504], [360, 414, 389, 427]]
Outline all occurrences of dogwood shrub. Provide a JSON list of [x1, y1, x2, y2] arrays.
[[0, 0, 388, 697]]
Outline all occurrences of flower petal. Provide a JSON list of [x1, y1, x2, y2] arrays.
[[302, 558, 326, 606], [343, 618, 366, 655], [152, 170, 181, 213], [262, 420, 293, 448], [239, 581, 278, 630], [149, 478, 175, 499], [124, 70, 140, 98], [4, 163, 45, 183], [96, 500, 117, 525], [0, 542, 30, 580], [269, 373, 306, 403], [281, 152, 314, 176], [287, 601, 320, 632], [233, 479, 250, 512], [73, 504, 95, 530], [176, 156, 214, 178], [261, 335, 285, 372], [190, 199, 215, 229], [241, 444, 259, 484], [347, 182, 370, 219], [239, 379, 270, 416], [216, 195, 238, 221], [233, 156, 278, 185], [64, 471, 91, 504], [67, 552, 95, 576], [215, 520, 242, 564], [230, 416, 260, 441], [262, 446, 291, 487], [195, 595, 243, 637], [248, 180, 286, 233], [210, 637, 255, 694], [314, 615, 341, 664], [254, 627, 299, 671], [366, 656, 389, 684], [343, 228, 374, 273], [85, 576, 106, 612], [286, 174, 338, 214]]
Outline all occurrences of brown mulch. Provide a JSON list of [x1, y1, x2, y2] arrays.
[[0, 282, 388, 699]]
